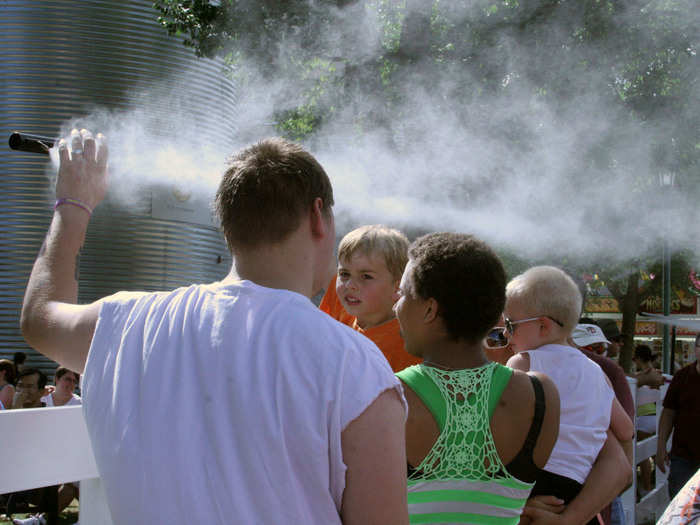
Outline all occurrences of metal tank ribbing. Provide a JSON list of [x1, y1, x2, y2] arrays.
[[0, 0, 237, 376]]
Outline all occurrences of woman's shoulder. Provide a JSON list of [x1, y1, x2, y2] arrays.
[[501, 369, 559, 420]]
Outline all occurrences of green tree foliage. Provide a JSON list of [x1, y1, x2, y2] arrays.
[[154, 0, 698, 189], [154, 0, 698, 371]]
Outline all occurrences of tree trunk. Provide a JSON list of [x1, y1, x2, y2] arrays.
[[619, 271, 639, 373]]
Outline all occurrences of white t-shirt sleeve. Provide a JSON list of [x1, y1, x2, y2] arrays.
[[338, 341, 407, 430], [325, 327, 407, 508], [83, 290, 153, 417]]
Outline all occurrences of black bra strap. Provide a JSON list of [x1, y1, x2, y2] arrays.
[[521, 374, 546, 455], [503, 374, 546, 482]]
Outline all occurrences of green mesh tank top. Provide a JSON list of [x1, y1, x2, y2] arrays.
[[397, 362, 535, 524]]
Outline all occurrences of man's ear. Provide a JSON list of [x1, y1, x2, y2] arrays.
[[310, 197, 330, 239]]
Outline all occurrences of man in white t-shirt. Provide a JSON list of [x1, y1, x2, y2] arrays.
[[20, 130, 408, 524]]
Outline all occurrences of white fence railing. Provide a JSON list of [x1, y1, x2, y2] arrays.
[[0, 406, 112, 524], [620, 377, 671, 524], [2, 380, 674, 525]]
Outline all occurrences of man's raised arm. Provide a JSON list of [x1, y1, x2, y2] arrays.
[[21, 129, 108, 373]]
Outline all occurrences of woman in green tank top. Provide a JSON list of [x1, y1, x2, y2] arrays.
[[392, 233, 560, 525]]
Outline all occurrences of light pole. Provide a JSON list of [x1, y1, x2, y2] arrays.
[[659, 171, 676, 374]]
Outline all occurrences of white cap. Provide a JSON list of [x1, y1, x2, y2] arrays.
[[571, 324, 611, 347]]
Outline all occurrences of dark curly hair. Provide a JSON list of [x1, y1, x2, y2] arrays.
[[215, 137, 334, 250], [408, 232, 506, 343]]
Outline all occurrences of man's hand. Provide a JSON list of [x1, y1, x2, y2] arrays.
[[655, 447, 670, 473], [56, 128, 109, 210], [655, 408, 674, 474]]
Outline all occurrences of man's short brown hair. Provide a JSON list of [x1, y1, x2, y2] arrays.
[[215, 137, 334, 250], [338, 225, 409, 281]]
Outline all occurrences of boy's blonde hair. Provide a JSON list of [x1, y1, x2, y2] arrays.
[[505, 266, 582, 333], [338, 225, 409, 281]]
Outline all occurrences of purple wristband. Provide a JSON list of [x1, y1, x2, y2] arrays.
[[54, 197, 93, 216]]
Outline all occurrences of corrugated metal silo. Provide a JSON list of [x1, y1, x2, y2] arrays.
[[0, 0, 237, 375]]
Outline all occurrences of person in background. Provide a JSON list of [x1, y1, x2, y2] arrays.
[[632, 344, 664, 496], [634, 345, 664, 389], [11, 368, 82, 525], [0, 359, 17, 410], [19, 130, 409, 525], [13, 352, 27, 378], [7, 370, 53, 519], [505, 266, 634, 524], [320, 224, 421, 372], [569, 325, 635, 423], [12, 369, 47, 410], [571, 323, 611, 357], [394, 232, 560, 524], [597, 319, 624, 360], [41, 367, 80, 407], [656, 333, 700, 499], [570, 323, 636, 525]]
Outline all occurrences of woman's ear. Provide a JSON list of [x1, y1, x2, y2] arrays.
[[423, 298, 439, 323]]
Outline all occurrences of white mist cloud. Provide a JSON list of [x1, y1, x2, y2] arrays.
[[48, 0, 699, 269]]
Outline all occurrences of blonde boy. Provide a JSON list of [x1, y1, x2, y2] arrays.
[[504, 266, 633, 510], [320, 225, 421, 372]]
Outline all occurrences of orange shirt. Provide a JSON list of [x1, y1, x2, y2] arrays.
[[320, 276, 422, 372]]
